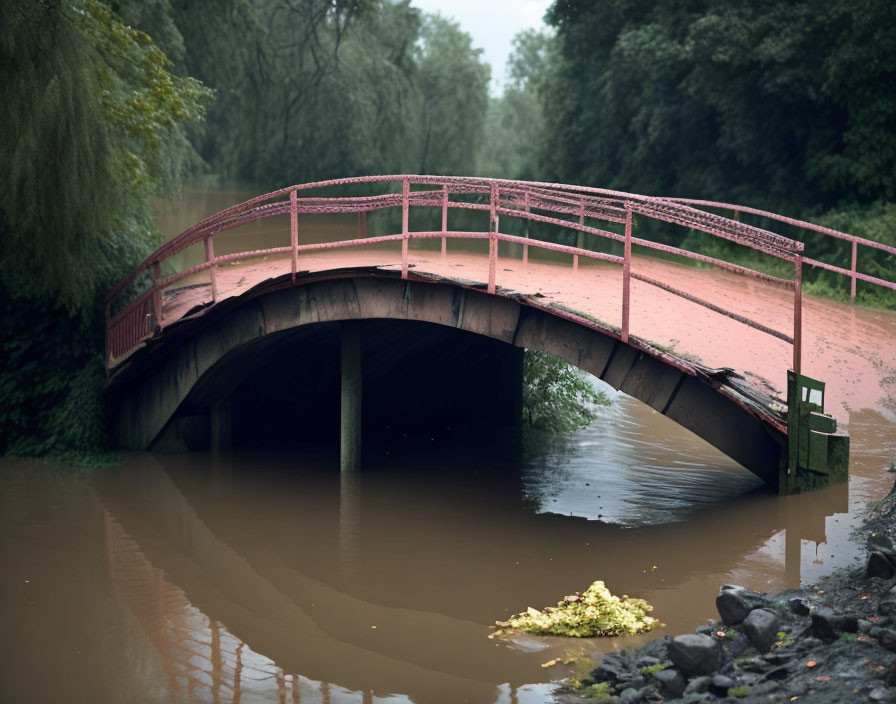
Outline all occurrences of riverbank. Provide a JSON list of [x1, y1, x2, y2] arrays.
[[559, 464, 896, 703]]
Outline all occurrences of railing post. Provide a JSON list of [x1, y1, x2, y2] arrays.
[[441, 185, 448, 259], [488, 182, 498, 294], [205, 236, 217, 303], [290, 189, 298, 284], [401, 179, 409, 279], [523, 191, 530, 265], [574, 197, 585, 272], [793, 255, 802, 375], [622, 204, 632, 342], [152, 261, 162, 329], [850, 240, 857, 303]]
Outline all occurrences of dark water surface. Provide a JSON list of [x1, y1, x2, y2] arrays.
[[3, 188, 895, 704]]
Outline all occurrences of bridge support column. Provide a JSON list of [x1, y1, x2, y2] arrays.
[[341, 322, 363, 472], [210, 402, 232, 452]]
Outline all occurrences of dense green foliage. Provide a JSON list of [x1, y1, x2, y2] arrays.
[[0, 0, 209, 460], [540, 0, 896, 214], [116, 0, 490, 185], [1, 0, 210, 310], [522, 351, 609, 433], [477, 30, 552, 180]]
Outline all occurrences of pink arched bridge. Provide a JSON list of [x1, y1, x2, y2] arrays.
[[105, 175, 896, 492]]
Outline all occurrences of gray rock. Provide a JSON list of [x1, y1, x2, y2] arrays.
[[811, 607, 840, 642], [709, 674, 735, 696], [859, 618, 873, 633], [635, 656, 660, 669], [668, 634, 721, 675], [870, 687, 893, 703], [877, 628, 896, 652], [738, 672, 762, 685], [866, 551, 896, 579], [626, 675, 646, 691], [879, 593, 896, 622], [683, 676, 711, 694], [727, 630, 752, 656], [695, 624, 715, 636], [788, 597, 811, 616], [618, 688, 639, 704], [716, 585, 769, 625], [593, 654, 630, 684], [653, 669, 686, 698], [811, 607, 858, 642], [736, 657, 765, 673], [868, 532, 894, 551], [619, 687, 651, 704], [742, 608, 780, 653], [796, 635, 823, 650], [682, 695, 711, 704]]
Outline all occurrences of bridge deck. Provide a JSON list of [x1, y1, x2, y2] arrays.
[[155, 245, 896, 423]]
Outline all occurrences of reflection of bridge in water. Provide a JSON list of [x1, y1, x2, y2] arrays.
[[98, 453, 850, 703], [106, 510, 387, 704]]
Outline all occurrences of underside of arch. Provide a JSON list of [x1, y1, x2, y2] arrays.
[[107, 271, 787, 488]]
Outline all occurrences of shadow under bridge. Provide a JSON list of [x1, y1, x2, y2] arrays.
[[108, 271, 788, 488]]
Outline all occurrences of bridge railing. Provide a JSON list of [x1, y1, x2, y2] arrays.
[[105, 175, 889, 371], [663, 197, 896, 302]]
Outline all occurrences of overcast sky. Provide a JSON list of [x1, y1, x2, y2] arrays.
[[410, 0, 552, 94]]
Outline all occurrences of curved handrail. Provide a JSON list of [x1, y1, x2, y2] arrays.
[[104, 175, 891, 373], [663, 196, 896, 298], [106, 176, 804, 304]]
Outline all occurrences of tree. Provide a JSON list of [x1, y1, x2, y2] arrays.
[[0, 0, 210, 460], [0, 0, 211, 310], [542, 0, 896, 214], [477, 29, 553, 180], [414, 14, 490, 174]]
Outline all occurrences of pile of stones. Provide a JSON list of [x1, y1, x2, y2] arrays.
[[562, 539, 896, 703]]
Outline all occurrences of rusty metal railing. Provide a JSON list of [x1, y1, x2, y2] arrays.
[[663, 197, 896, 303], [105, 175, 892, 373]]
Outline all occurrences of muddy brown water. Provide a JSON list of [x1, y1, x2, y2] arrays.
[[3, 187, 896, 704]]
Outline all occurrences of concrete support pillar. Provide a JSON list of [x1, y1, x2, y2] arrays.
[[210, 402, 232, 452], [341, 323, 362, 471]]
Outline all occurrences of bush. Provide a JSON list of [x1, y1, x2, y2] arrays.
[[522, 350, 609, 433]]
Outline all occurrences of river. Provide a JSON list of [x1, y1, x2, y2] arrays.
[[2, 186, 895, 704]]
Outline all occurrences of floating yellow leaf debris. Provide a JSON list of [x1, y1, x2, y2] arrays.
[[491, 581, 660, 638], [541, 659, 558, 668]]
